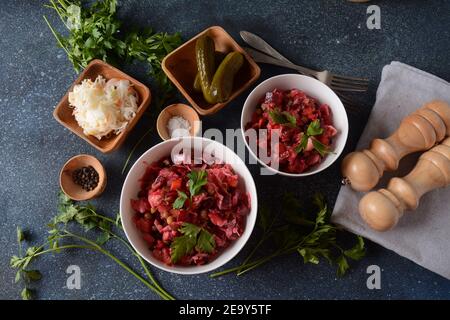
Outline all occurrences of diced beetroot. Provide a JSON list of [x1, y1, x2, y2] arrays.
[[209, 211, 227, 227], [131, 198, 150, 214], [143, 233, 155, 246], [170, 178, 182, 191], [136, 218, 152, 233], [245, 88, 336, 173]]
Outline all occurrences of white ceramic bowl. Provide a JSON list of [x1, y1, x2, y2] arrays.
[[120, 137, 258, 274], [241, 74, 348, 177]]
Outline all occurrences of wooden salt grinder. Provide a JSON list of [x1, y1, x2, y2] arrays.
[[359, 137, 450, 231], [341, 101, 450, 192]]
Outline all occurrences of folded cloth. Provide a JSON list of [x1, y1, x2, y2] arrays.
[[332, 61, 450, 280]]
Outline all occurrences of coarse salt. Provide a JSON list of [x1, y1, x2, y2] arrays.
[[167, 116, 191, 138]]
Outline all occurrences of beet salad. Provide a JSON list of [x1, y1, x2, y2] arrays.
[[131, 156, 251, 266], [245, 88, 337, 174]]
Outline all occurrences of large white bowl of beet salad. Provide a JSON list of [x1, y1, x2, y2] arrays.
[[120, 137, 257, 274], [241, 74, 348, 177]]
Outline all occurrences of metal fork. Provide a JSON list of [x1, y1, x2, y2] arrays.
[[243, 47, 360, 110], [240, 31, 368, 109]]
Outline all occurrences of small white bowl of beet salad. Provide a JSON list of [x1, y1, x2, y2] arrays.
[[120, 137, 257, 274], [241, 74, 348, 177]]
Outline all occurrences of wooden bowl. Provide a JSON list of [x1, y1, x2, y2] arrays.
[[53, 59, 151, 153], [60, 154, 107, 201], [162, 26, 261, 116], [157, 103, 201, 140]]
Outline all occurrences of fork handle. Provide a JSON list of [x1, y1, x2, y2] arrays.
[[244, 47, 317, 77], [240, 31, 293, 64]]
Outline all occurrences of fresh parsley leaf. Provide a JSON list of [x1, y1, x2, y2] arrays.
[[170, 223, 216, 263], [268, 109, 296, 127], [10, 256, 22, 269], [306, 119, 324, 136], [344, 236, 366, 261], [179, 222, 202, 237], [170, 234, 196, 264], [336, 255, 350, 277], [311, 138, 331, 157], [22, 270, 42, 282], [170, 223, 200, 263], [115, 213, 121, 226], [314, 202, 328, 226], [294, 134, 309, 154], [187, 170, 208, 198], [197, 229, 215, 253], [21, 287, 33, 300], [173, 191, 188, 209], [15, 270, 21, 283], [17, 227, 25, 242], [96, 231, 111, 245], [298, 248, 320, 264], [282, 111, 297, 126], [26, 247, 43, 257]]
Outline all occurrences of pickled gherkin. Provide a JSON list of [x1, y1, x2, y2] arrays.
[[209, 52, 244, 103], [193, 52, 226, 92], [194, 34, 243, 104], [195, 35, 216, 103]]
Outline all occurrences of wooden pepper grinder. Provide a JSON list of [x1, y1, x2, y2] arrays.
[[359, 137, 450, 231], [342, 100, 450, 192]]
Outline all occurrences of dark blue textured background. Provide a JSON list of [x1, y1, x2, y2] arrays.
[[1, 0, 450, 299]]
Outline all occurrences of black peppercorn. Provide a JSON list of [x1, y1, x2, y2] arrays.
[[72, 165, 99, 191]]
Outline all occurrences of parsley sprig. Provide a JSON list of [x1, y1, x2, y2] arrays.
[[211, 193, 366, 278], [172, 170, 208, 209], [268, 109, 297, 127], [169, 171, 214, 263], [294, 119, 332, 156], [43, 0, 181, 106], [170, 223, 216, 263], [43, 1, 183, 174], [188, 170, 208, 199], [11, 192, 174, 300]]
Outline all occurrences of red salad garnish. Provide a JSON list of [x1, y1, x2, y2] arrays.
[[245, 88, 337, 173], [131, 156, 251, 266]]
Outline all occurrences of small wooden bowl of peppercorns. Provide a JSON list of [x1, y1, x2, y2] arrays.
[[60, 154, 107, 201]]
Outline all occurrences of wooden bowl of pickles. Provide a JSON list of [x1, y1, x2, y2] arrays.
[[162, 26, 261, 115]]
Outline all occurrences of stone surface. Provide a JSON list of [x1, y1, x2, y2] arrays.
[[1, 0, 449, 300]]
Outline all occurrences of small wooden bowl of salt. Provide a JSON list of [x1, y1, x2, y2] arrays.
[[157, 103, 201, 140]]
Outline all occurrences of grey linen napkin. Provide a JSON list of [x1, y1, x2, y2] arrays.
[[332, 61, 450, 280]]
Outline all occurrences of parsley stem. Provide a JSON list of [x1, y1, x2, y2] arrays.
[[48, 0, 70, 29], [33, 244, 97, 258], [98, 226, 175, 300], [136, 254, 175, 300], [236, 250, 283, 276], [237, 234, 269, 273], [57, 207, 174, 300], [210, 265, 244, 278], [43, 15, 71, 58], [80, 208, 122, 228], [64, 231, 171, 300], [121, 127, 153, 174]]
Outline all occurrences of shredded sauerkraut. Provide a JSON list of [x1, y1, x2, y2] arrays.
[[68, 75, 139, 139]]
